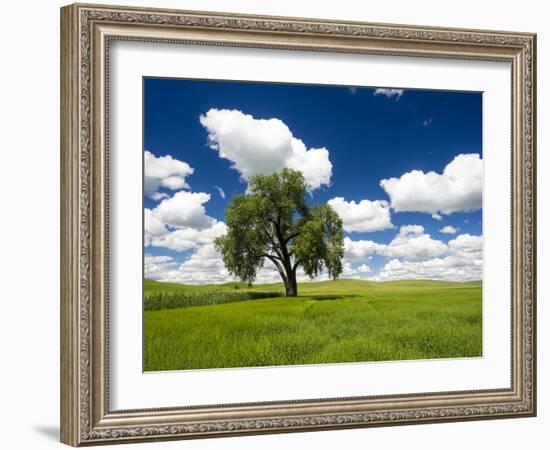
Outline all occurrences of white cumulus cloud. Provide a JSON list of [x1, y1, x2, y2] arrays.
[[144, 246, 232, 284], [147, 222, 228, 252], [380, 153, 482, 218], [199, 109, 332, 190], [448, 233, 483, 260], [328, 197, 393, 233], [372, 232, 482, 282], [144, 255, 180, 280], [144, 208, 166, 234], [151, 191, 216, 230], [344, 237, 386, 260], [344, 224, 448, 266], [439, 225, 458, 234], [175, 244, 231, 283], [146, 245, 300, 285], [144, 151, 194, 199], [373, 88, 404, 100], [145, 191, 227, 252], [384, 225, 448, 261], [214, 185, 226, 199]]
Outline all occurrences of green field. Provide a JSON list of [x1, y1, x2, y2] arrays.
[[143, 278, 482, 371]]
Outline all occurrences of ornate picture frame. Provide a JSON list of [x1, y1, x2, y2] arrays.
[[60, 3, 536, 446]]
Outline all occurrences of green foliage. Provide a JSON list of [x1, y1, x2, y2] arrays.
[[214, 169, 344, 296], [143, 279, 482, 371], [293, 204, 344, 279]]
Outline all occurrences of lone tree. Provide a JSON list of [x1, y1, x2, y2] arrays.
[[214, 168, 344, 297]]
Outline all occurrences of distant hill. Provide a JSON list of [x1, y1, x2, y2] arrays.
[[144, 278, 482, 294]]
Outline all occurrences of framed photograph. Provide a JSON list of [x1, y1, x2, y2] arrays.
[[60, 3, 537, 446]]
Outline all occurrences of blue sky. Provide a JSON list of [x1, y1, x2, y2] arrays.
[[143, 77, 483, 284]]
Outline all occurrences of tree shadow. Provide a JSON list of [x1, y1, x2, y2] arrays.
[[309, 295, 345, 301]]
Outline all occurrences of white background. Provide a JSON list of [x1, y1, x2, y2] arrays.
[[0, 0, 546, 449], [111, 42, 511, 409]]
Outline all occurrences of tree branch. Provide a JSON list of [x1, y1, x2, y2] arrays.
[[258, 253, 283, 263], [284, 232, 300, 245], [265, 228, 284, 261], [263, 254, 288, 284]]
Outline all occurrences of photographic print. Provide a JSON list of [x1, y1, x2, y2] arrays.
[[143, 78, 483, 372]]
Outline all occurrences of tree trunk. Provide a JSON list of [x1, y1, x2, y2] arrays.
[[272, 217, 298, 297], [284, 269, 298, 297]]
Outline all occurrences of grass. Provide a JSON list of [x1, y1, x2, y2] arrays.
[[144, 290, 283, 311], [143, 278, 482, 371]]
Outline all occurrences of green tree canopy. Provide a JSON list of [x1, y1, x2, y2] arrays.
[[214, 169, 344, 297]]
